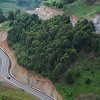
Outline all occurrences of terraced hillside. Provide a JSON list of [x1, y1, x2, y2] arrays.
[[0, 0, 43, 14], [0, 0, 24, 14]]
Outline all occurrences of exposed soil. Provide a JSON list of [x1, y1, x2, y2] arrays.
[[70, 15, 78, 26], [26, 5, 64, 20]]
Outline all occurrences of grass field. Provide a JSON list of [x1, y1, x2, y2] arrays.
[[66, 0, 100, 18], [56, 53, 100, 100], [0, 0, 24, 14], [44, 0, 63, 4], [0, 21, 10, 32], [0, 0, 43, 14], [0, 82, 36, 100]]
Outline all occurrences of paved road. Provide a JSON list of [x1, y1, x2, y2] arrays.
[[0, 48, 55, 100]]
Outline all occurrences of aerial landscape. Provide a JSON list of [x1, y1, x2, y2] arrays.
[[0, 0, 100, 100]]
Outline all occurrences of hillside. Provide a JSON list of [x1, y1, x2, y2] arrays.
[[66, 0, 100, 17], [1, 0, 100, 18], [7, 11, 100, 100], [56, 52, 100, 100], [0, 0, 100, 100], [44, 0, 100, 18]]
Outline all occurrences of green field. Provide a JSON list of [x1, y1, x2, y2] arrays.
[[0, 0, 24, 14], [66, 0, 100, 18], [44, 0, 63, 4], [56, 53, 100, 100], [0, 21, 10, 31], [0, 0, 43, 14], [0, 82, 36, 100]]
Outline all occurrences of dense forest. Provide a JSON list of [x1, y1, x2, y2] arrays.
[[7, 11, 100, 82], [0, 1, 100, 99]]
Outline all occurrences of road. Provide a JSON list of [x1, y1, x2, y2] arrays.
[[0, 48, 55, 100]]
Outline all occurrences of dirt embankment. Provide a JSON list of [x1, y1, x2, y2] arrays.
[[26, 6, 64, 20], [0, 31, 63, 100]]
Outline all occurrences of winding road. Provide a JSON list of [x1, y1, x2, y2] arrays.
[[0, 48, 55, 100]]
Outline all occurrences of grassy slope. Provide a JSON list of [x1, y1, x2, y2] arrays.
[[44, 0, 100, 18], [0, 21, 10, 32], [66, 0, 100, 18], [0, 82, 36, 100], [56, 53, 100, 100]]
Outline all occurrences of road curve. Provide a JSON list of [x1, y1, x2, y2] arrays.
[[0, 48, 55, 100]]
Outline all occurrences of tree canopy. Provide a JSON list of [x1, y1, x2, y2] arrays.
[[8, 12, 99, 82]]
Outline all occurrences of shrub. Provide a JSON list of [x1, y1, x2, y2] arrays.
[[85, 78, 92, 85], [75, 68, 81, 78], [66, 69, 75, 84]]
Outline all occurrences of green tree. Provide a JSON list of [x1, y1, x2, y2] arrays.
[[64, 0, 75, 4], [15, 9, 20, 17], [92, 36, 100, 56], [73, 19, 95, 51], [0, 8, 5, 23], [85, 78, 92, 85], [75, 68, 81, 78], [8, 11, 15, 20], [52, 63, 62, 82], [66, 69, 75, 84]]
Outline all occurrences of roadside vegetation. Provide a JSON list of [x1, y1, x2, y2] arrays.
[[0, 82, 36, 100]]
